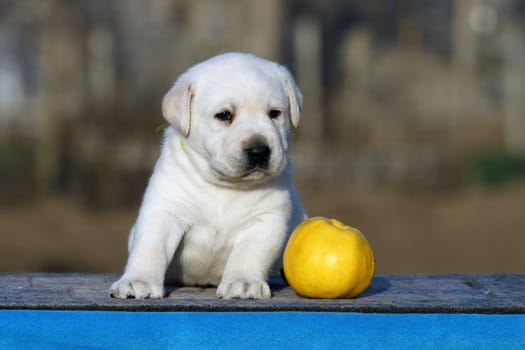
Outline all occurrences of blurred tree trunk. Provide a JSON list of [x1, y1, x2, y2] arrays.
[[292, 15, 324, 179], [453, 0, 477, 127], [35, 2, 86, 195], [502, 21, 525, 153]]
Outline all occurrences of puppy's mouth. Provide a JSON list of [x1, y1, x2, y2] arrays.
[[210, 158, 286, 185], [241, 167, 274, 179], [212, 167, 273, 183]]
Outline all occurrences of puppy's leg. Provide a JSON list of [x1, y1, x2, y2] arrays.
[[217, 214, 288, 299], [110, 209, 184, 299]]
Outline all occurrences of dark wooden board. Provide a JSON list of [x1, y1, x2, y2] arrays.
[[0, 273, 524, 313]]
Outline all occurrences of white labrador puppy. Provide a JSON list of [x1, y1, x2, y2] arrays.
[[110, 52, 306, 299]]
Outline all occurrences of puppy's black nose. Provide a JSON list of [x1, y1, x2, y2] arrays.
[[245, 143, 271, 170]]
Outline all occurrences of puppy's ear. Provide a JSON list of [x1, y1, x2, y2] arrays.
[[279, 67, 303, 129], [162, 77, 193, 137]]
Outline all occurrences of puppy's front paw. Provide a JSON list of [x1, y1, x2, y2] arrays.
[[109, 277, 164, 299], [217, 278, 271, 299]]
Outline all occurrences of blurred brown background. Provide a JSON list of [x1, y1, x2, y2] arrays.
[[1, 0, 524, 274]]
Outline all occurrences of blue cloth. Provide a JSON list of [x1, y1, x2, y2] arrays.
[[1, 310, 524, 349]]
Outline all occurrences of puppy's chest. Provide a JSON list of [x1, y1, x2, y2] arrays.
[[182, 222, 235, 256], [180, 186, 264, 230], [191, 208, 250, 240], [181, 196, 253, 249]]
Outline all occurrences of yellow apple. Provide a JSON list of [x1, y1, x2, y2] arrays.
[[283, 217, 375, 299]]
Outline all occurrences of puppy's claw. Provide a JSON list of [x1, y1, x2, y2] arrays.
[[110, 278, 164, 299], [217, 279, 271, 299]]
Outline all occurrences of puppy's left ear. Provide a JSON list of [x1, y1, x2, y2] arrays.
[[162, 76, 193, 137], [279, 66, 303, 129]]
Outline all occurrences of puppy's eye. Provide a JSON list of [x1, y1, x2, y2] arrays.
[[215, 110, 233, 122], [268, 109, 281, 119]]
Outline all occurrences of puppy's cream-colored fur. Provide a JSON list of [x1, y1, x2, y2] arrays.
[[110, 53, 306, 299]]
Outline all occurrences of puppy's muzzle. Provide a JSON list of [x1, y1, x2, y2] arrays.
[[244, 143, 271, 170]]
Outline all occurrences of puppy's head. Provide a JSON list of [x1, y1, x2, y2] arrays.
[[162, 52, 302, 187]]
